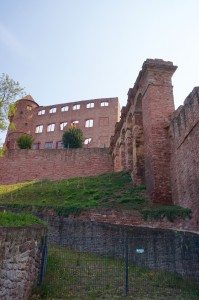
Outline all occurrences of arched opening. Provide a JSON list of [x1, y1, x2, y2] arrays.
[[132, 94, 145, 185], [125, 114, 133, 170], [120, 129, 126, 170]]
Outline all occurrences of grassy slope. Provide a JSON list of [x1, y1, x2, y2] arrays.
[[0, 172, 191, 221], [0, 210, 43, 226]]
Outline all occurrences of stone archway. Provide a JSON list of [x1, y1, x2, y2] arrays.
[[120, 129, 126, 170], [125, 114, 133, 170], [132, 94, 145, 185]]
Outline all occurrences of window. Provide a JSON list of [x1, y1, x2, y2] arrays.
[[35, 125, 43, 133], [61, 106, 69, 112], [73, 104, 80, 110], [49, 107, 56, 113], [33, 142, 40, 150], [38, 109, 45, 115], [60, 122, 67, 130], [85, 119, 93, 128], [45, 142, 53, 149], [99, 117, 109, 126], [101, 101, 109, 107], [72, 120, 79, 125], [56, 141, 64, 149], [84, 138, 92, 145], [86, 102, 94, 108], [27, 105, 32, 110], [47, 123, 55, 132]]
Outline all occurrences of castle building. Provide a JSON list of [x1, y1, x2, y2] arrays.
[[5, 95, 120, 149]]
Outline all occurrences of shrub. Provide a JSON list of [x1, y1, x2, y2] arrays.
[[62, 126, 83, 148], [17, 134, 34, 149]]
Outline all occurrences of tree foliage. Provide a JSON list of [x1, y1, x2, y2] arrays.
[[17, 134, 34, 149], [0, 73, 25, 132], [62, 126, 83, 148]]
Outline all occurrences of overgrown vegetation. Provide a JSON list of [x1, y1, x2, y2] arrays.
[[0, 172, 191, 221], [62, 125, 83, 148], [31, 245, 199, 300], [0, 210, 43, 226], [17, 134, 34, 149]]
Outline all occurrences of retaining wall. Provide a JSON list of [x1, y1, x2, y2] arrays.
[[39, 214, 199, 283], [0, 225, 47, 300], [0, 148, 113, 184]]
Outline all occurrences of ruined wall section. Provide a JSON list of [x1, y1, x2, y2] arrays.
[[0, 148, 113, 185], [110, 59, 177, 204], [169, 87, 199, 227], [0, 224, 47, 300], [6, 96, 120, 149]]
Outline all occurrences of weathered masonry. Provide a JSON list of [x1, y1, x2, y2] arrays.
[[6, 96, 120, 149], [110, 59, 199, 228]]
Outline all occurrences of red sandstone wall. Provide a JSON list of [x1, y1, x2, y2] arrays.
[[0, 148, 113, 184], [6, 96, 119, 149], [169, 87, 199, 228]]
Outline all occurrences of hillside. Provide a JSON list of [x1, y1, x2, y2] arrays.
[[0, 172, 191, 221]]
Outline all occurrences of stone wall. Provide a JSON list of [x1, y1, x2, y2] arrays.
[[0, 224, 47, 300], [0, 148, 113, 184], [39, 214, 199, 283], [110, 59, 177, 204], [169, 87, 199, 229]]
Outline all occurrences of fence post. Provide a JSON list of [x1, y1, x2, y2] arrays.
[[38, 235, 48, 285], [125, 237, 129, 296]]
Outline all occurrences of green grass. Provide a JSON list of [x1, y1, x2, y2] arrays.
[[0, 172, 191, 221], [31, 245, 199, 300], [0, 210, 44, 226]]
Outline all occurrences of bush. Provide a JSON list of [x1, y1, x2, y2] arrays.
[[17, 134, 34, 149], [62, 126, 83, 148]]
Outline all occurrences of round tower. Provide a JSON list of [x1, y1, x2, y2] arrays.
[[5, 95, 39, 149]]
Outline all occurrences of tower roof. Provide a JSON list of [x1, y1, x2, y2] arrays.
[[22, 94, 35, 101], [20, 94, 39, 106]]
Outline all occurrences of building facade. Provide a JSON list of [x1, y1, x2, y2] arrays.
[[5, 96, 120, 149]]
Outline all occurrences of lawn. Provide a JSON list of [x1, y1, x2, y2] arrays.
[[0, 172, 191, 221], [31, 245, 199, 300]]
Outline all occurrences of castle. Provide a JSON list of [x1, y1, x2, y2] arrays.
[[5, 96, 120, 149], [1, 58, 199, 229]]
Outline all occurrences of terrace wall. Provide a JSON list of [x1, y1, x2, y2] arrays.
[[0, 224, 47, 300], [0, 148, 113, 185], [40, 214, 199, 283]]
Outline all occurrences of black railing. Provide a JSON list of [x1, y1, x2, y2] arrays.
[[37, 236, 199, 299]]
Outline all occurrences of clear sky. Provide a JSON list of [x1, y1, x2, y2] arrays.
[[1, 0, 199, 144]]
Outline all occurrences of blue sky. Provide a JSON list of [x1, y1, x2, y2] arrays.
[[1, 0, 199, 143]]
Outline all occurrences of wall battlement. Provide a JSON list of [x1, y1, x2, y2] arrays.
[[170, 87, 199, 147]]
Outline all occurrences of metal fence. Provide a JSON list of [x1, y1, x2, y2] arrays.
[[37, 236, 199, 299]]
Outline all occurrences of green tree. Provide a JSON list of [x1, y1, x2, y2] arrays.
[[62, 126, 83, 148], [0, 73, 25, 132], [17, 134, 34, 149]]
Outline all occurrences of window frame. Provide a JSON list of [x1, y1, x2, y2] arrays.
[[38, 109, 45, 115], [49, 107, 57, 114], [85, 119, 94, 128], [73, 104, 80, 110], [45, 142, 53, 149], [60, 122, 67, 130], [100, 101, 109, 107], [35, 125, 43, 133], [84, 138, 92, 145], [61, 106, 69, 112], [47, 123, 55, 132], [86, 102, 94, 109]]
